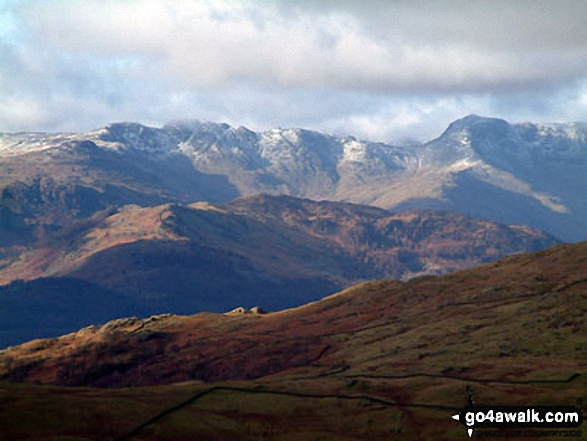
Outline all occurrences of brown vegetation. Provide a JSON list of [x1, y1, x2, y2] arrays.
[[0, 242, 585, 439]]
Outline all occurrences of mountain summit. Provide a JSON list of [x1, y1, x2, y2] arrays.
[[1, 115, 586, 241]]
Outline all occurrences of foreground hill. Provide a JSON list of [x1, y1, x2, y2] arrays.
[[0, 242, 585, 439], [0, 195, 557, 348], [2, 115, 586, 242]]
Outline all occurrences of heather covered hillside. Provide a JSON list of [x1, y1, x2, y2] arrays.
[[0, 195, 558, 348], [0, 242, 585, 439]]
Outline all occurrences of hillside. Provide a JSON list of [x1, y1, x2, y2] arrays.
[[0, 242, 585, 439], [0, 195, 558, 347]]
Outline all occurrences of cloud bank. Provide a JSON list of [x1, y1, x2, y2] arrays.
[[1, 0, 586, 142]]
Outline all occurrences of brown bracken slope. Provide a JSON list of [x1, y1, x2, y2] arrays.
[[0, 242, 585, 440], [0, 194, 559, 347], [1, 241, 584, 388], [1, 194, 559, 288]]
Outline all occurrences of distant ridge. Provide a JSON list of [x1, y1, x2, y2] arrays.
[[2, 115, 587, 241], [0, 194, 558, 347]]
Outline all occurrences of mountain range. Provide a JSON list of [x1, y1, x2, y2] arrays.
[[1, 114, 584, 347], [0, 114, 586, 439], [1, 114, 586, 243]]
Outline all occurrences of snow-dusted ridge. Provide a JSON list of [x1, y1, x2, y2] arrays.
[[2, 115, 586, 241]]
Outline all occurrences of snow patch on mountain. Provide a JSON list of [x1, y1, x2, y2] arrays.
[[341, 138, 368, 163]]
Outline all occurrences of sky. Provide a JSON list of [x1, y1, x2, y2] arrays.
[[1, 0, 587, 143]]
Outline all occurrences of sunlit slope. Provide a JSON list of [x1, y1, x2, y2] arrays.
[[1, 241, 584, 388], [0, 195, 558, 347], [0, 242, 585, 440]]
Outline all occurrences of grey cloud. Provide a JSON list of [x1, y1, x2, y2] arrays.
[[279, 0, 587, 51], [1, 0, 586, 139], [10, 0, 587, 94]]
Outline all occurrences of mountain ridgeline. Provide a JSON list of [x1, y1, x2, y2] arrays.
[[1, 115, 586, 242], [0, 195, 558, 347]]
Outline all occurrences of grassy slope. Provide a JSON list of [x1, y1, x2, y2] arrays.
[[0, 242, 586, 439]]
